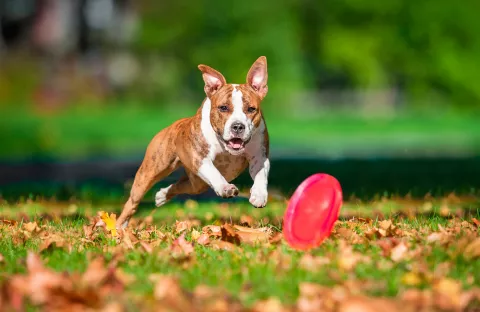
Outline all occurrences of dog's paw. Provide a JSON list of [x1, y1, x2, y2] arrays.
[[218, 184, 239, 198], [155, 186, 171, 207], [249, 186, 268, 208]]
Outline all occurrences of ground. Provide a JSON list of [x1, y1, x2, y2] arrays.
[[0, 193, 479, 311]]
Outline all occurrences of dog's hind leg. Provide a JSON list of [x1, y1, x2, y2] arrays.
[[155, 170, 209, 205], [117, 157, 180, 229]]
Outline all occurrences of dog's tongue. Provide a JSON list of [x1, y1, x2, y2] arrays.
[[228, 139, 244, 149]]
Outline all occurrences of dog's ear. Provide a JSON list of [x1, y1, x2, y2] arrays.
[[198, 64, 227, 97], [246, 56, 268, 99]]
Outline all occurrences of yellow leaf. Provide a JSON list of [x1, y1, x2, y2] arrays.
[[191, 229, 201, 241], [401, 272, 422, 286], [100, 211, 118, 237]]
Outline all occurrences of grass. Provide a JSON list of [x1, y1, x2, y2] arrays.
[[0, 195, 479, 311], [1, 104, 479, 160]]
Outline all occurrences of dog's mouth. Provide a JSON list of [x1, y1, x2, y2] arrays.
[[226, 138, 245, 151]]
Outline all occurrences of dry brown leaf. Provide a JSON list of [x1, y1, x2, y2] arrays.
[[101, 302, 125, 312], [22, 222, 40, 233], [209, 240, 241, 252], [297, 282, 332, 312], [151, 275, 193, 311], [364, 228, 381, 240], [237, 230, 270, 244], [121, 229, 137, 249], [269, 232, 283, 245], [240, 215, 254, 226], [269, 249, 292, 271], [338, 296, 400, 312], [140, 241, 153, 254], [221, 224, 241, 245], [175, 220, 191, 234], [202, 225, 222, 237], [464, 237, 480, 260], [432, 278, 462, 310], [338, 241, 370, 271], [83, 223, 95, 239], [171, 233, 194, 259], [390, 242, 408, 262], [39, 238, 71, 254], [378, 220, 392, 231], [197, 234, 210, 245], [472, 218, 480, 227], [336, 227, 354, 239], [252, 297, 288, 312], [0, 219, 17, 226], [82, 257, 109, 287], [299, 254, 330, 272]]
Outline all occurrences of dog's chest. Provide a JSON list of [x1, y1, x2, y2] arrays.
[[213, 153, 248, 182]]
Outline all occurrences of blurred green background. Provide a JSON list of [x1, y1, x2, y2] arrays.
[[1, 0, 479, 199]]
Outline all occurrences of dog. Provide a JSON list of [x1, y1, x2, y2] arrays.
[[116, 56, 270, 228]]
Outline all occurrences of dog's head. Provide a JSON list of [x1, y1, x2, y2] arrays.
[[198, 56, 268, 155]]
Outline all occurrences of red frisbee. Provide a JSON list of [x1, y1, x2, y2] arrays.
[[283, 173, 342, 250]]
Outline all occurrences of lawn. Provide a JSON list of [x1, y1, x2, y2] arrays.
[[0, 194, 479, 311], [1, 105, 479, 160]]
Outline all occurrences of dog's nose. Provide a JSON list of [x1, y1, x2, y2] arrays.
[[231, 122, 245, 135]]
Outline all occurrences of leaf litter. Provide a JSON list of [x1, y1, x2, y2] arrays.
[[0, 194, 479, 311]]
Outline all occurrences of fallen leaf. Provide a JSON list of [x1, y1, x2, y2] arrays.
[[433, 278, 462, 310], [175, 220, 192, 234], [464, 237, 480, 260], [338, 241, 370, 271], [299, 254, 330, 272], [240, 215, 254, 226], [99, 211, 118, 237], [202, 225, 222, 237], [390, 242, 408, 262], [338, 296, 401, 312], [269, 232, 283, 245], [0, 219, 17, 226], [82, 257, 109, 287], [252, 297, 288, 312], [171, 233, 194, 259], [191, 229, 201, 241], [23, 222, 40, 233], [401, 272, 422, 286], [336, 227, 354, 239], [140, 241, 153, 254], [121, 229, 137, 249], [472, 218, 480, 227], [38, 238, 71, 253], [221, 224, 241, 245], [197, 233, 210, 245], [151, 275, 192, 311], [209, 240, 240, 252], [378, 220, 392, 231]]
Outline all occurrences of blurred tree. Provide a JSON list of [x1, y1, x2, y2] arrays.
[[1, 0, 480, 110]]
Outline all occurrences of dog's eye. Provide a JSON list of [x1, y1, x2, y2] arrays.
[[247, 106, 256, 113], [218, 105, 229, 112]]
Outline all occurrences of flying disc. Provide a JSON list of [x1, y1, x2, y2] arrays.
[[283, 173, 343, 250]]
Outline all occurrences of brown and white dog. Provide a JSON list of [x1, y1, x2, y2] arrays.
[[116, 56, 270, 228]]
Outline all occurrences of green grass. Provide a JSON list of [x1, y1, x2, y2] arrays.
[[0, 195, 479, 310], [1, 105, 479, 160]]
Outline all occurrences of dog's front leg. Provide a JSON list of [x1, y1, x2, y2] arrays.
[[247, 153, 270, 208], [197, 159, 239, 198]]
